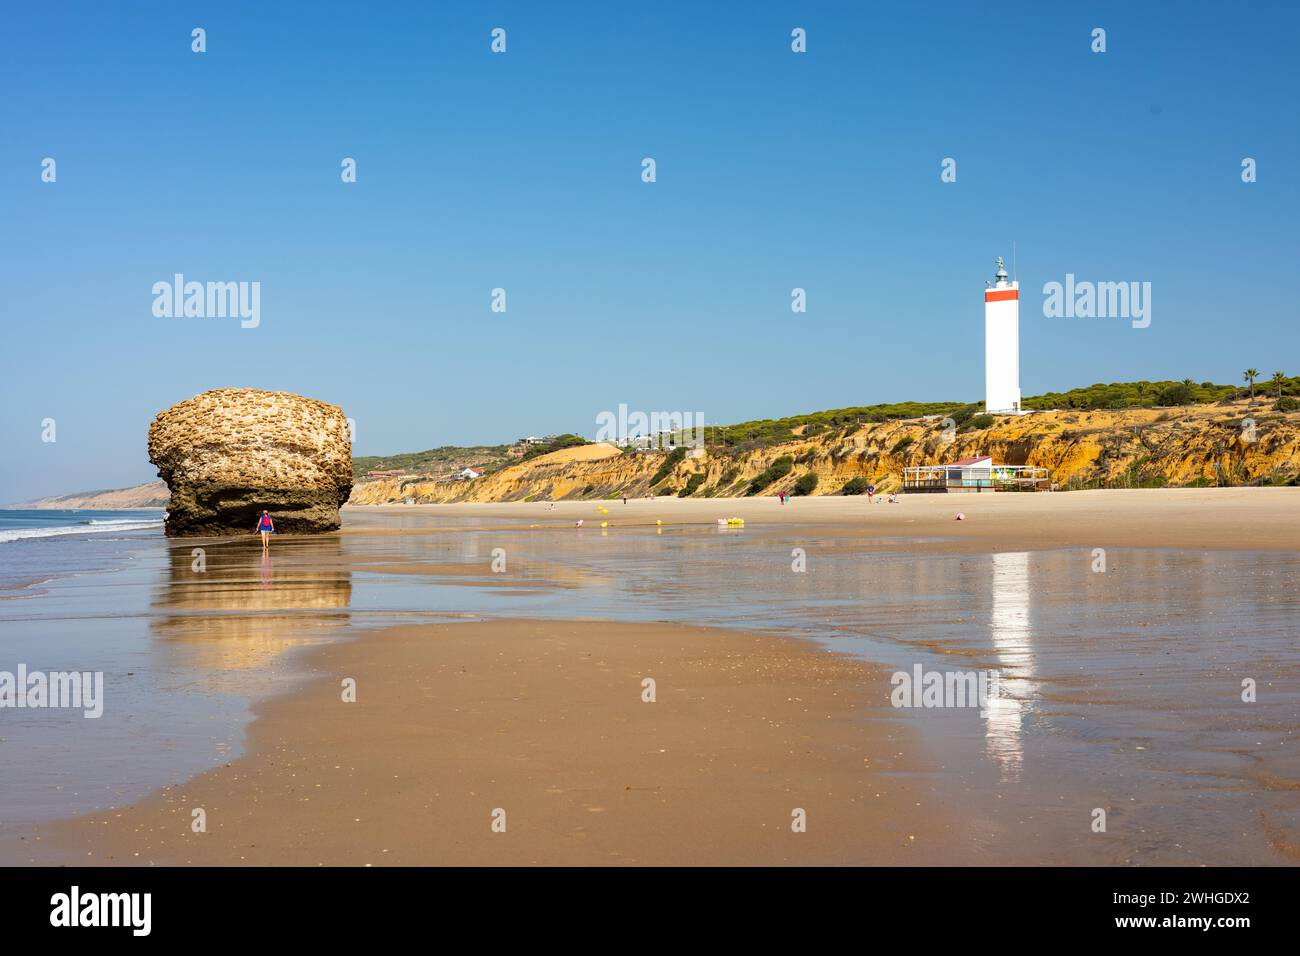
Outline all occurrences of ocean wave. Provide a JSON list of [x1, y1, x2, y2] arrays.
[[0, 520, 164, 544]]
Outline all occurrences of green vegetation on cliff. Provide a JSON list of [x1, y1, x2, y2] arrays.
[[353, 445, 510, 479], [1021, 376, 1297, 410], [708, 401, 966, 451], [747, 455, 794, 495], [649, 446, 687, 486], [792, 472, 819, 496]]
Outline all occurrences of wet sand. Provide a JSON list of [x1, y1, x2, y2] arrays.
[[5, 619, 958, 866], [3, 487, 1297, 866]]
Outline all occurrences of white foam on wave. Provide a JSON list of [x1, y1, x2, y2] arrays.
[[0, 519, 164, 544]]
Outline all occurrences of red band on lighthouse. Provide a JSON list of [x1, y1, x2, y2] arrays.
[[985, 289, 1019, 302]]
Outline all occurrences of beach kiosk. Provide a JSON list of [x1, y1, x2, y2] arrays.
[[904, 456, 1049, 492]]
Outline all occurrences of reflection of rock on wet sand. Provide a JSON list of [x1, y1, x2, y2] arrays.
[[984, 551, 1034, 779], [153, 537, 353, 671]]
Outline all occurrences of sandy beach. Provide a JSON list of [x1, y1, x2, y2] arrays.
[[2, 488, 1297, 866], [347, 486, 1300, 552], [7, 619, 958, 866]]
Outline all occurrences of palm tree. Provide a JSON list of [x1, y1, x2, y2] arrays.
[[1243, 369, 1259, 403], [1271, 371, 1287, 399]]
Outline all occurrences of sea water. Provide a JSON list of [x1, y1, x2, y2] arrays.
[[0, 509, 165, 593]]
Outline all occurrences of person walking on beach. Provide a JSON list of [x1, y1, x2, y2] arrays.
[[256, 510, 275, 551]]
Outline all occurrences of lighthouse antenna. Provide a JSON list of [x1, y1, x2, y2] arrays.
[[1012, 241, 1017, 281]]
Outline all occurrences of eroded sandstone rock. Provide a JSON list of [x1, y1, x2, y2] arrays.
[[148, 388, 352, 536]]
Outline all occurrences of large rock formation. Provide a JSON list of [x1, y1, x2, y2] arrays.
[[148, 389, 352, 536]]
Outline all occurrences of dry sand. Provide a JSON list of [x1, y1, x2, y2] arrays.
[[348, 486, 1300, 551], [531, 441, 622, 463]]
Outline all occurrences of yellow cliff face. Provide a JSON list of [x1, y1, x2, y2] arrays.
[[348, 400, 1300, 503], [12, 480, 169, 510]]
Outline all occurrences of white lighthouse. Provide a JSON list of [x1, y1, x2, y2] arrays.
[[984, 256, 1021, 414]]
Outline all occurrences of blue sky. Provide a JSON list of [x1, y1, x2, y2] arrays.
[[2, 1, 1297, 502]]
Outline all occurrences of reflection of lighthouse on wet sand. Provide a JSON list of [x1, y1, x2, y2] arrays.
[[984, 551, 1034, 778]]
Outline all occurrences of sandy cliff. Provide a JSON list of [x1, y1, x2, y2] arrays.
[[9, 481, 170, 510], [347, 400, 1300, 503]]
